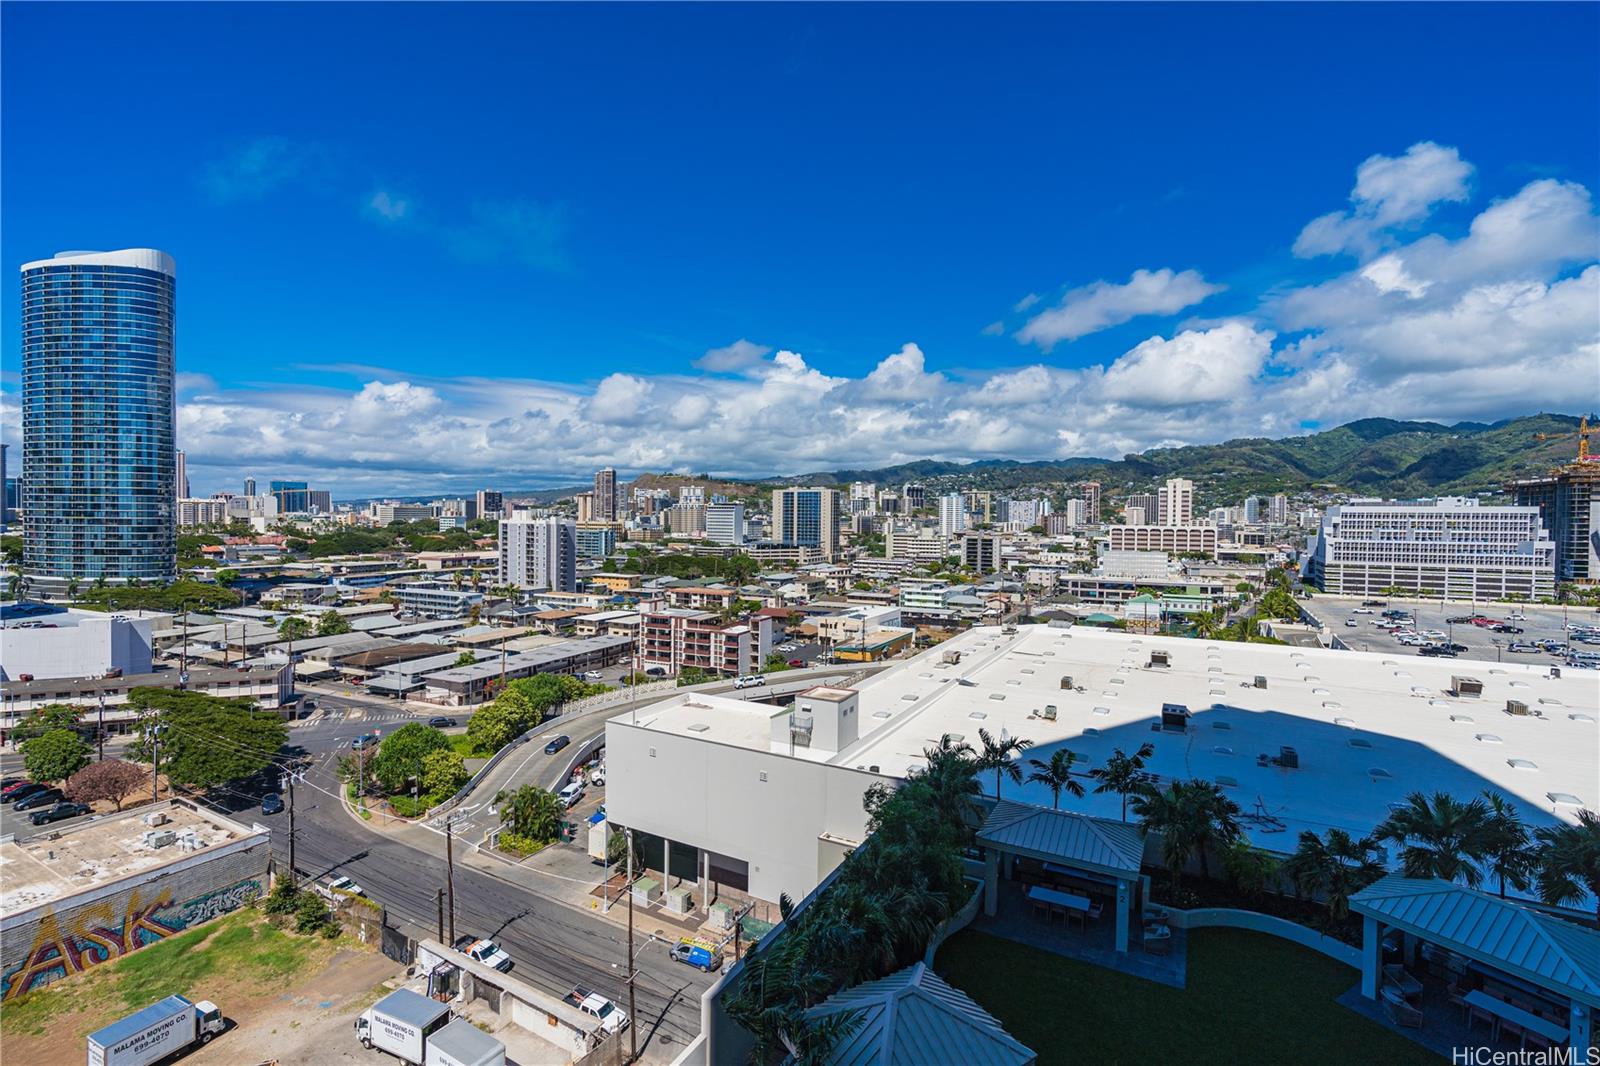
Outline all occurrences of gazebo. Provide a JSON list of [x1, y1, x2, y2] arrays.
[[976, 800, 1146, 953], [1351, 876, 1598, 1055]]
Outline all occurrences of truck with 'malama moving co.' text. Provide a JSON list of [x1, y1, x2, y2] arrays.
[[86, 995, 225, 1066]]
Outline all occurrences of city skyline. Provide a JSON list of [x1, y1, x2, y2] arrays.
[[2, 5, 1597, 497]]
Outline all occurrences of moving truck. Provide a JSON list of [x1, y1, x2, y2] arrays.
[[355, 988, 452, 1064], [87, 995, 224, 1066], [424, 1018, 506, 1066]]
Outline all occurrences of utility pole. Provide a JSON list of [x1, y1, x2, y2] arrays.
[[150, 722, 161, 801], [625, 827, 637, 1063], [97, 694, 105, 761], [286, 770, 298, 886], [436, 888, 445, 944], [179, 607, 190, 691], [445, 816, 456, 946]]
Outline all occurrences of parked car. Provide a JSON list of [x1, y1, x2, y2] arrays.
[[1507, 643, 1540, 654], [327, 875, 364, 896], [1, 780, 43, 801], [1493, 625, 1524, 634], [351, 733, 380, 751], [581, 670, 605, 681], [557, 781, 585, 808], [1352, 608, 1374, 615], [669, 941, 721, 972], [454, 936, 514, 972], [788, 658, 805, 667], [0, 775, 28, 792], [644, 667, 666, 677], [732, 674, 765, 689], [1344, 620, 1358, 628], [30, 801, 90, 825], [544, 734, 571, 755], [14, 788, 64, 812], [261, 793, 285, 815], [427, 716, 456, 729]]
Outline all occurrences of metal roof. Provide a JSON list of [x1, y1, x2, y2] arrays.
[[425, 1017, 504, 1062], [799, 962, 1035, 1066], [370, 987, 451, 1029], [977, 800, 1146, 880], [1350, 876, 1600, 1007]]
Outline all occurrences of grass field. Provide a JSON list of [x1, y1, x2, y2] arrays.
[[936, 928, 1439, 1065], [0, 908, 338, 1041]]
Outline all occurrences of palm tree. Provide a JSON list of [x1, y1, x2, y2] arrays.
[[974, 727, 1033, 802], [1089, 742, 1155, 821], [1376, 791, 1493, 888], [1535, 808, 1600, 926], [1481, 791, 1533, 898], [1026, 749, 1085, 810], [1283, 828, 1385, 928], [1221, 838, 1280, 903], [1131, 778, 1242, 892], [918, 738, 982, 827], [494, 784, 563, 844]]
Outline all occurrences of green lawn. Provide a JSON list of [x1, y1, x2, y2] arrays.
[[936, 928, 1439, 1065], [1, 909, 335, 1039]]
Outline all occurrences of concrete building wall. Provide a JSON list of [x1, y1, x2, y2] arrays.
[[1, 812, 270, 1000], [0, 615, 154, 682], [603, 718, 893, 903]]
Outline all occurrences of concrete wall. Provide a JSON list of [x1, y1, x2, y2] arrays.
[[1166, 907, 1362, 968], [415, 939, 599, 1058], [1, 816, 269, 999], [1, 615, 153, 682], [605, 715, 894, 904]]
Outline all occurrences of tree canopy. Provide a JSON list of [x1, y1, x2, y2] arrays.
[[65, 759, 147, 810], [316, 610, 353, 636], [11, 703, 84, 745], [370, 722, 451, 793], [22, 729, 91, 783], [75, 579, 242, 613], [126, 688, 288, 790]]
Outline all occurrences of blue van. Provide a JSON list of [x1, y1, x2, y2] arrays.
[[670, 942, 720, 972]]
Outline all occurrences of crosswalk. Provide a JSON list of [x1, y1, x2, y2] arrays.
[[290, 706, 422, 727]]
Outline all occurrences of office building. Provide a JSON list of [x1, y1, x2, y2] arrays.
[[175, 449, 189, 500], [21, 249, 177, 592], [270, 480, 310, 513], [476, 489, 504, 519], [498, 512, 577, 592], [901, 483, 927, 512], [1309, 497, 1556, 600], [876, 490, 901, 515], [1509, 465, 1599, 584], [1242, 496, 1262, 524], [884, 522, 948, 563], [772, 488, 840, 558], [1158, 478, 1194, 526], [1, 443, 9, 533], [371, 502, 436, 525], [594, 468, 620, 523], [937, 493, 967, 537], [1269, 494, 1289, 525], [963, 490, 994, 525], [960, 531, 1001, 573], [575, 524, 617, 560], [1125, 493, 1159, 524], [705, 503, 746, 546], [1107, 524, 1218, 557], [307, 489, 332, 513], [243, 476, 257, 498]]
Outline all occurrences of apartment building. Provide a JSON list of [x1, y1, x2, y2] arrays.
[[574, 523, 617, 560], [498, 512, 577, 592], [772, 488, 840, 558], [960, 530, 1001, 573], [1157, 478, 1194, 526], [593, 467, 621, 522], [1509, 465, 1598, 583], [1309, 497, 1556, 599], [637, 608, 772, 677], [666, 504, 707, 537], [664, 586, 740, 611], [937, 493, 967, 537], [178, 498, 229, 527], [884, 521, 949, 563], [1107, 524, 1218, 557]]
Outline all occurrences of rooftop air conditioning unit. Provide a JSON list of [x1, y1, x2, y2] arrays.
[[1160, 703, 1191, 732], [142, 830, 177, 849], [1277, 746, 1299, 769], [1254, 675, 1268, 689], [942, 650, 962, 665], [1452, 676, 1484, 698], [1148, 651, 1170, 668], [1060, 675, 1073, 690], [142, 811, 170, 828], [1505, 700, 1530, 717]]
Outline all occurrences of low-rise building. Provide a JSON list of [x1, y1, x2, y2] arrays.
[[1106, 524, 1218, 557], [637, 609, 772, 677], [1, 608, 155, 682], [420, 634, 632, 705]]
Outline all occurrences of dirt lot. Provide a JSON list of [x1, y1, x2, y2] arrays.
[[0, 909, 401, 1066]]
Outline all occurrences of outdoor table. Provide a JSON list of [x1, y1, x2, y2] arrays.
[[1027, 885, 1090, 911], [1464, 990, 1568, 1047]]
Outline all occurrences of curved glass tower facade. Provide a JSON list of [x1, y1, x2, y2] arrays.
[[21, 249, 177, 590]]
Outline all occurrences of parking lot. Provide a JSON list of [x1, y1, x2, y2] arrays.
[[1304, 593, 1600, 666]]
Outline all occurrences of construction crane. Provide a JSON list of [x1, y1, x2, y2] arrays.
[[1535, 416, 1597, 464]]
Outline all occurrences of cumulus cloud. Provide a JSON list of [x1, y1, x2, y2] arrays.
[[1016, 268, 1225, 350], [200, 137, 320, 203], [1294, 141, 1473, 259], [367, 189, 411, 221], [584, 373, 653, 425], [696, 338, 772, 372], [1100, 322, 1275, 407]]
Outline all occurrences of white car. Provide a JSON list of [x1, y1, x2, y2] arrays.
[[328, 875, 364, 897], [1352, 608, 1374, 615], [581, 670, 604, 681], [732, 674, 766, 689]]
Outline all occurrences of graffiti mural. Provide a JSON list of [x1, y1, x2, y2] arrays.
[[1, 877, 263, 1000]]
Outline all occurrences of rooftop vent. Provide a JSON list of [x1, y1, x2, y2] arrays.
[[1505, 700, 1531, 717], [1083, 727, 1101, 736], [1161, 703, 1191, 732], [1254, 675, 1268, 689], [1149, 650, 1171, 668], [1215, 775, 1239, 788], [1213, 745, 1233, 756], [1507, 758, 1537, 771], [1092, 706, 1110, 716], [968, 711, 988, 720], [1452, 676, 1484, 698], [687, 723, 710, 733], [1548, 792, 1582, 807], [1449, 714, 1475, 723], [1569, 713, 1595, 724], [1348, 738, 1372, 749], [873, 710, 891, 719], [1060, 675, 1075, 690], [1475, 733, 1502, 744], [1212, 721, 1231, 731], [1368, 767, 1393, 780], [1334, 717, 1355, 727]]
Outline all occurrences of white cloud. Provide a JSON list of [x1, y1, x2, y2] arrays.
[[1016, 268, 1225, 349], [1099, 322, 1275, 407], [367, 189, 411, 221], [1294, 141, 1473, 259], [1013, 293, 1041, 312], [696, 338, 772, 372], [584, 373, 653, 425], [981, 320, 1005, 337], [200, 136, 318, 203], [1360, 255, 1429, 299]]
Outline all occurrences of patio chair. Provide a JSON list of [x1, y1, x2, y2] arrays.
[[1382, 987, 1423, 1030], [1031, 899, 1049, 922], [1143, 932, 1170, 956], [1446, 987, 1468, 1022]]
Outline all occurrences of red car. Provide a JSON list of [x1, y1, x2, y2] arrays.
[[788, 658, 804, 667]]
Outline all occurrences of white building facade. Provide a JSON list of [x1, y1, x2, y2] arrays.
[[498, 513, 578, 592]]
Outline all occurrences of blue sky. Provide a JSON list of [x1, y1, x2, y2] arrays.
[[3, 3, 1597, 495]]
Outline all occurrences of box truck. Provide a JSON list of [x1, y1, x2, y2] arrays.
[[86, 995, 224, 1066], [355, 988, 452, 1064], [424, 1018, 506, 1066]]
